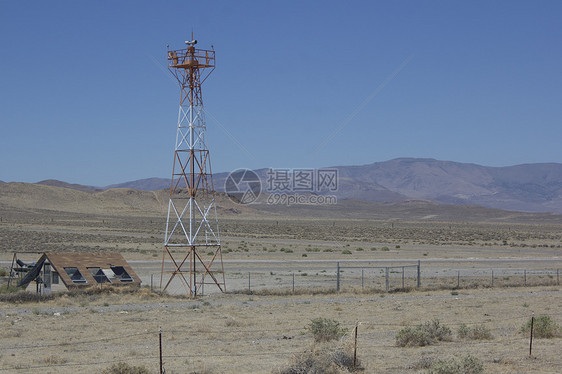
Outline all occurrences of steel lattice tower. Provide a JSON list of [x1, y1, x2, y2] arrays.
[[160, 38, 225, 296]]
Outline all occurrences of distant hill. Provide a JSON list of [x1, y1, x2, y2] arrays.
[[106, 159, 562, 214], [329, 158, 562, 213], [104, 177, 171, 191], [104, 172, 233, 192], [0, 182, 259, 218], [37, 179, 102, 193], [250, 197, 562, 223], [2, 182, 561, 224]]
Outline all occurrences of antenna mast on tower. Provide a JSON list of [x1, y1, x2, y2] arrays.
[[160, 37, 225, 296]]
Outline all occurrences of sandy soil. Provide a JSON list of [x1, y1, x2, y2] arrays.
[[1, 211, 561, 373], [0, 287, 560, 373]]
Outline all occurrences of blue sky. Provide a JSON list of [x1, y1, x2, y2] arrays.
[[1, 1, 561, 186]]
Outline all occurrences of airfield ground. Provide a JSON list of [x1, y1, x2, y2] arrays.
[[0, 212, 561, 373]]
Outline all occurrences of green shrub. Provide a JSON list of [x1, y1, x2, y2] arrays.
[[471, 324, 493, 340], [307, 318, 348, 342], [0, 268, 7, 277], [428, 354, 484, 374], [396, 326, 433, 347], [277, 344, 362, 374], [381, 246, 390, 251], [425, 320, 452, 341], [411, 356, 435, 370], [521, 314, 560, 338], [102, 362, 150, 374], [395, 320, 452, 347], [457, 324, 493, 340], [341, 249, 352, 255], [456, 323, 470, 338]]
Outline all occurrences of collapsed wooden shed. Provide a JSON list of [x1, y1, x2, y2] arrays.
[[15, 252, 141, 294]]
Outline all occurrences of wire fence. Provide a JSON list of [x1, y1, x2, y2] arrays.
[[155, 261, 561, 295], [3, 259, 560, 296], [0, 311, 560, 373], [3, 262, 559, 298]]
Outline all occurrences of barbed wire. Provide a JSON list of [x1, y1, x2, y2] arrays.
[[2, 312, 559, 352], [0, 356, 156, 371], [0, 331, 152, 351], [0, 311, 560, 372]]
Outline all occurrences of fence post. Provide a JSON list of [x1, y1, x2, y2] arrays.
[[336, 262, 340, 292], [558, 269, 560, 285], [159, 327, 163, 374], [248, 272, 251, 293], [361, 269, 364, 289], [385, 267, 389, 292], [524, 269, 527, 286], [529, 313, 535, 357], [491, 269, 494, 287], [353, 321, 358, 369], [457, 271, 460, 289], [150, 274, 153, 292], [292, 272, 295, 294], [402, 266, 405, 289], [417, 260, 421, 288]]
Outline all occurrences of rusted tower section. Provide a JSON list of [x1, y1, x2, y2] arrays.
[[160, 37, 225, 296]]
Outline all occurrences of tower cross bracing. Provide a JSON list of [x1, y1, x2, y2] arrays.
[[160, 38, 225, 296]]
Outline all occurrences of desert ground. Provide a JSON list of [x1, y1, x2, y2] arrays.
[[1, 187, 561, 373], [0, 285, 560, 373]]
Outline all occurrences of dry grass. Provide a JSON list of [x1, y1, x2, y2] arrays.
[[0, 285, 154, 304], [426, 354, 484, 374], [2, 207, 562, 256], [1, 202, 561, 372], [0, 286, 560, 373]]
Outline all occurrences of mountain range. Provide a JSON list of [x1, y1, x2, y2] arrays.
[[2, 181, 562, 224], [103, 158, 562, 214]]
